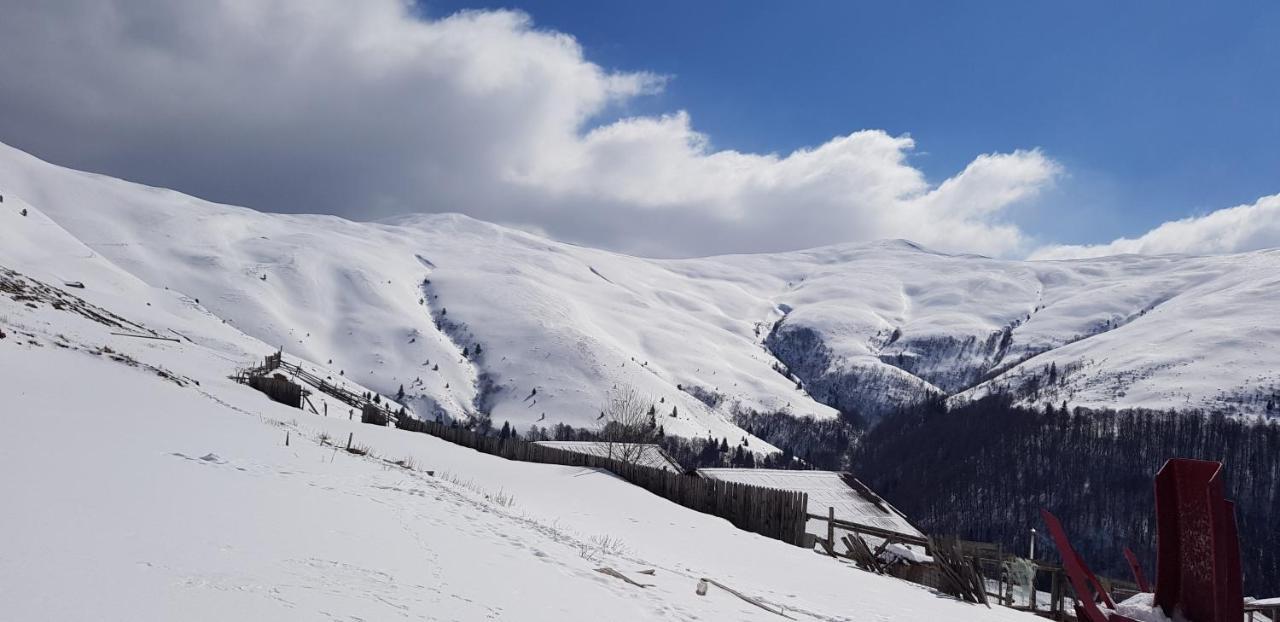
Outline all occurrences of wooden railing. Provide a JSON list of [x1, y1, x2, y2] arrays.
[[233, 353, 399, 424], [1246, 601, 1280, 622], [806, 510, 930, 549]]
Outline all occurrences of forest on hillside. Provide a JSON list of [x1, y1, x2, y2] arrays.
[[852, 396, 1280, 596], [512, 391, 1280, 595]]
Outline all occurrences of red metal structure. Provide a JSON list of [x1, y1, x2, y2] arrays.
[[1041, 509, 1129, 622], [1122, 546, 1150, 592], [1043, 458, 1243, 622], [1152, 459, 1242, 622]]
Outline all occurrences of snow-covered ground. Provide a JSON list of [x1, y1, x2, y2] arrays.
[[4, 139, 1276, 450], [0, 215, 1039, 620]]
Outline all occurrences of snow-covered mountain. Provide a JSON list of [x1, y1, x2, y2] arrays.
[[0, 162, 1046, 621], [2, 139, 1277, 452]]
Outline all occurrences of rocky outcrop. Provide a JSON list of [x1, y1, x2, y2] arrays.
[[765, 321, 944, 422]]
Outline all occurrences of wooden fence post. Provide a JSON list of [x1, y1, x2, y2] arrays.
[[827, 506, 835, 551]]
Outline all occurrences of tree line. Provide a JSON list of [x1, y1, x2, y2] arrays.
[[852, 395, 1280, 595]]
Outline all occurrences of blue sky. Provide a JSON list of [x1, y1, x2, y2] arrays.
[[422, 1, 1280, 247]]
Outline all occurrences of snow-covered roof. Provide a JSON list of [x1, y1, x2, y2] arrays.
[[533, 441, 683, 472], [695, 469, 924, 540]]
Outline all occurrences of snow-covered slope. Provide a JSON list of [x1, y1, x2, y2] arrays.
[[3, 346, 1045, 621], [716, 242, 1280, 417], [0, 141, 835, 449], [3, 139, 1277, 449], [1, 206, 1040, 620]]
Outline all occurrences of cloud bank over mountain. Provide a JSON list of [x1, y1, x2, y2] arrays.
[[0, 0, 1061, 257], [1033, 194, 1280, 259], [1, 0, 1275, 258]]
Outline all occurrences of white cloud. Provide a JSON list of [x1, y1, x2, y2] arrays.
[[1031, 194, 1280, 259], [0, 0, 1060, 257]]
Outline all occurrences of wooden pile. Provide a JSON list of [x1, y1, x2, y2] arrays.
[[841, 534, 884, 574], [929, 536, 989, 606]]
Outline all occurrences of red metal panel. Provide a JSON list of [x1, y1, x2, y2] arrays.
[[1152, 458, 1243, 622], [1214, 499, 1243, 622], [1123, 546, 1151, 592], [1041, 509, 1115, 622]]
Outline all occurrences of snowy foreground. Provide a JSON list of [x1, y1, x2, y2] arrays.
[[0, 296, 1035, 620]]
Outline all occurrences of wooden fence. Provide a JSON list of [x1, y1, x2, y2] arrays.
[[807, 510, 931, 550], [233, 352, 400, 423], [233, 351, 825, 546], [805, 509, 1155, 619], [395, 417, 810, 546]]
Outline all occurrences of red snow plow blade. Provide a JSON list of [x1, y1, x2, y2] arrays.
[[1152, 459, 1242, 622]]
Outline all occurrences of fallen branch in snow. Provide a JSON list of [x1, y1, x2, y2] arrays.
[[167, 328, 195, 343], [697, 577, 794, 620], [594, 567, 651, 588], [109, 331, 180, 342]]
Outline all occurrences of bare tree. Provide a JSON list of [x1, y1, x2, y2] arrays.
[[597, 387, 656, 465]]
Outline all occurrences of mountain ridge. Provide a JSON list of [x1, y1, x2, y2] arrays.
[[2, 140, 1277, 449]]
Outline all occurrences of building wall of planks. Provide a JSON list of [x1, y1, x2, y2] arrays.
[[361, 404, 390, 426], [395, 417, 810, 546], [247, 374, 303, 409]]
